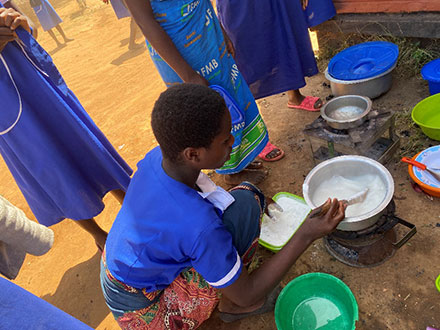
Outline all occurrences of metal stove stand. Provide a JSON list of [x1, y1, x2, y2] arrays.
[[323, 201, 417, 268], [304, 109, 400, 164]]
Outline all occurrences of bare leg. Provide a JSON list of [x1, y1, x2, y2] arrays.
[[75, 218, 107, 251], [47, 29, 62, 47], [111, 189, 126, 205], [76, 0, 86, 9], [55, 25, 73, 43], [287, 89, 304, 105], [128, 18, 142, 50]]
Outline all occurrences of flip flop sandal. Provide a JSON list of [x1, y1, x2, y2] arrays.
[[219, 285, 282, 323], [247, 160, 263, 170], [287, 96, 322, 112], [258, 142, 285, 162]]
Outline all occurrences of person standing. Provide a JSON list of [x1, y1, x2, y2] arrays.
[[104, 0, 142, 50], [122, 0, 285, 184], [217, 0, 324, 112], [0, 4, 132, 251], [30, 0, 72, 47]]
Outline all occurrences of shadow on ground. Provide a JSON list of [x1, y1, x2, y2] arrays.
[[111, 46, 146, 66], [41, 251, 109, 328]]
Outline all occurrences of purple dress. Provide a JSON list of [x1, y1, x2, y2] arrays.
[[216, 0, 319, 99]]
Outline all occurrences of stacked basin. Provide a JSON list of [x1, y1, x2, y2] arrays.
[[325, 41, 399, 99]]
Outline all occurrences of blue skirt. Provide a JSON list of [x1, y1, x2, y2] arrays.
[[110, 0, 130, 20], [217, 0, 319, 99], [0, 29, 132, 226], [0, 277, 93, 329], [32, 0, 62, 31]]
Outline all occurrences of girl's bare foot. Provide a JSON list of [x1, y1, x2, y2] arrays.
[[224, 168, 268, 185], [246, 160, 263, 170], [287, 89, 322, 110]]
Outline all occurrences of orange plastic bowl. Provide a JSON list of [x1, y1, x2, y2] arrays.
[[408, 152, 440, 198]]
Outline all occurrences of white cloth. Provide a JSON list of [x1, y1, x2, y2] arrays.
[[196, 172, 235, 212], [0, 195, 54, 279], [0, 0, 8, 5]]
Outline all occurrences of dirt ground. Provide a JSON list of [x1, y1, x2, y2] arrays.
[[1, 1, 440, 329]]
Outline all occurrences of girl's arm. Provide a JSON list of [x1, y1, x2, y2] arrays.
[[124, 0, 208, 86], [220, 199, 346, 308], [218, 20, 235, 57]]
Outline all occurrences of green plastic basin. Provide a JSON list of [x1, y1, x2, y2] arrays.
[[412, 93, 440, 141], [275, 273, 358, 330]]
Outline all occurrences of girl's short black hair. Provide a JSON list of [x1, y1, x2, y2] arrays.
[[151, 83, 227, 161]]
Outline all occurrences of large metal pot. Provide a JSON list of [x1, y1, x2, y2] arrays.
[[303, 156, 394, 231], [321, 95, 372, 130], [325, 64, 396, 99]]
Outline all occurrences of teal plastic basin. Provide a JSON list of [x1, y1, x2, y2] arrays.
[[412, 93, 440, 141], [275, 273, 358, 330]]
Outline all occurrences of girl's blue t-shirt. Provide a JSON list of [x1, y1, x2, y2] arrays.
[[105, 147, 242, 291]]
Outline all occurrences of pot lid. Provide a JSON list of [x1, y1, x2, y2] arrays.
[[328, 41, 399, 81], [421, 58, 440, 83]]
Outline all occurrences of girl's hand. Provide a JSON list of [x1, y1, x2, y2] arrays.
[[296, 198, 346, 242], [0, 8, 31, 33], [184, 72, 209, 86], [219, 22, 235, 57], [0, 26, 15, 52], [301, 0, 309, 10]]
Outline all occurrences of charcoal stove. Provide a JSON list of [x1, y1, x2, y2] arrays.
[[303, 109, 400, 164], [323, 200, 417, 267]]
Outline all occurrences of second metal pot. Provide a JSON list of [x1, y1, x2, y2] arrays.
[[325, 64, 396, 99], [321, 95, 372, 130]]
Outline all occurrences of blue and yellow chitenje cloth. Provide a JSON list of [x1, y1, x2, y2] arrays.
[[0, 19, 132, 226], [146, 0, 269, 174]]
